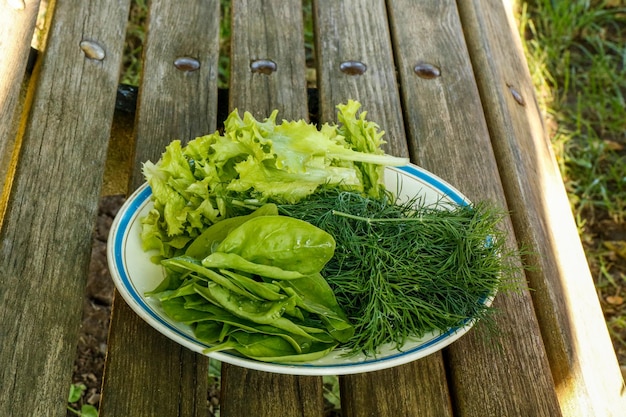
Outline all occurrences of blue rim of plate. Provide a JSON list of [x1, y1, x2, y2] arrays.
[[107, 164, 485, 375]]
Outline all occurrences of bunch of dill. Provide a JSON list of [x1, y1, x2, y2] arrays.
[[278, 189, 513, 356]]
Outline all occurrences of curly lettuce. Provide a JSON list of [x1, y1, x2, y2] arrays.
[[141, 100, 409, 258]]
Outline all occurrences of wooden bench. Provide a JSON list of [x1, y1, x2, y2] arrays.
[[2, 0, 625, 416]]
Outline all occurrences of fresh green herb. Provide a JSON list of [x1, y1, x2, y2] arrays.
[[279, 189, 512, 356], [146, 209, 354, 362]]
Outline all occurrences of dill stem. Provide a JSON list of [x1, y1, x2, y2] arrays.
[[331, 209, 423, 223]]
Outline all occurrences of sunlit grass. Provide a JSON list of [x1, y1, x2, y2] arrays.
[[520, 0, 626, 364], [521, 0, 626, 222]]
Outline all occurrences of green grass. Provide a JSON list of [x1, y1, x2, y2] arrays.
[[218, 0, 231, 88], [520, 0, 626, 363], [521, 0, 626, 221], [120, 0, 148, 86]]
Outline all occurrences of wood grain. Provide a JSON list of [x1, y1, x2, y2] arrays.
[[99, 1, 221, 416], [312, 1, 454, 416], [101, 301, 209, 417], [128, 0, 221, 191], [0, 0, 41, 204], [0, 0, 131, 415], [222, 366, 324, 417], [313, 0, 408, 158], [219, 1, 325, 416], [339, 358, 453, 417], [387, 1, 563, 415], [229, 0, 308, 121], [457, 0, 626, 415]]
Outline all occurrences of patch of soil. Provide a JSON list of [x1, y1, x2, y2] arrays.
[[68, 195, 123, 416]]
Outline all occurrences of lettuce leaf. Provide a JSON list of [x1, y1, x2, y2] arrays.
[[141, 100, 408, 258]]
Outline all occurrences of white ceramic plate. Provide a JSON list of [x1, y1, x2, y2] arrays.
[[107, 163, 488, 375]]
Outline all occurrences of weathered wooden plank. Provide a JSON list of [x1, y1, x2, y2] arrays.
[[456, 0, 626, 415], [229, 0, 308, 121], [222, 367, 325, 417], [99, 1, 220, 416], [101, 301, 209, 417], [219, 1, 325, 416], [387, 1, 563, 415], [339, 358, 453, 417], [0, 0, 41, 205], [0, 0, 131, 416], [312, 1, 453, 416], [127, 0, 221, 191], [313, 0, 408, 158]]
